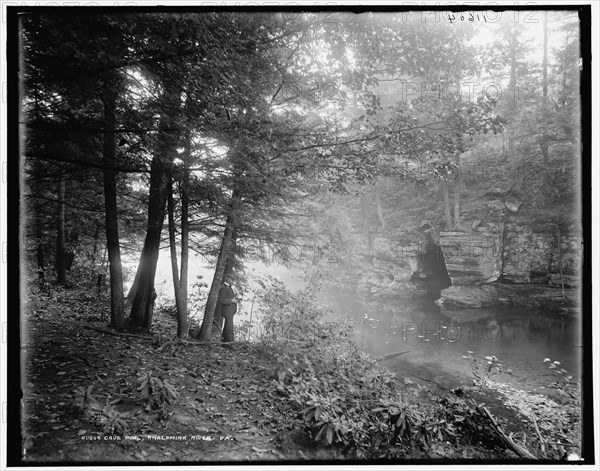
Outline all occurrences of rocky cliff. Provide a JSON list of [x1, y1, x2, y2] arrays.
[[323, 166, 581, 314]]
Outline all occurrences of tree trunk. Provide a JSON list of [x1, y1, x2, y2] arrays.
[[92, 222, 100, 261], [542, 11, 548, 100], [129, 169, 169, 330], [36, 223, 45, 281], [212, 227, 238, 337], [55, 176, 67, 284], [360, 191, 373, 247], [197, 209, 237, 341], [499, 217, 508, 281], [179, 129, 191, 337], [556, 218, 565, 299], [508, 31, 517, 152], [129, 80, 180, 330], [540, 12, 550, 197], [224, 228, 238, 277], [375, 179, 385, 230], [92, 222, 103, 288], [561, 31, 570, 108], [453, 153, 462, 230], [442, 180, 452, 230], [540, 138, 550, 189], [453, 186, 461, 229], [103, 81, 125, 328], [125, 259, 140, 306], [560, 32, 576, 145], [167, 178, 187, 338], [65, 225, 79, 272], [179, 195, 189, 335]]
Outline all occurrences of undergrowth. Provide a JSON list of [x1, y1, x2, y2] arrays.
[[253, 276, 507, 459], [253, 275, 581, 460], [26, 275, 581, 461]]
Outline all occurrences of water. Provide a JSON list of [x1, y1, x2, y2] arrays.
[[144, 251, 581, 394], [318, 288, 582, 394]]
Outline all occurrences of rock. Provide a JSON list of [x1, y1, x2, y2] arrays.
[[172, 412, 195, 425], [501, 273, 531, 284], [548, 273, 578, 288], [439, 232, 500, 284], [439, 285, 498, 307], [505, 199, 522, 213], [485, 200, 505, 211], [485, 186, 511, 198]]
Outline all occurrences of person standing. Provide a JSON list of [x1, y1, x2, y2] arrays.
[[219, 275, 238, 343]]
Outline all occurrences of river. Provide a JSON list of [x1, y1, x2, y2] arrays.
[[143, 252, 581, 395], [318, 287, 582, 395]]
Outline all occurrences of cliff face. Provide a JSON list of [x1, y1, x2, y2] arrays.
[[332, 236, 428, 298], [436, 197, 580, 311], [323, 172, 581, 313]]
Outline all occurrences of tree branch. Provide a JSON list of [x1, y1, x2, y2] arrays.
[[25, 193, 104, 213]]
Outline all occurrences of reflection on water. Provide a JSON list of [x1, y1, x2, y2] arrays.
[[319, 289, 582, 393]]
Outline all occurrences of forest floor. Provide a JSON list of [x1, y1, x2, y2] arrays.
[[20, 286, 335, 464], [17, 283, 581, 465]]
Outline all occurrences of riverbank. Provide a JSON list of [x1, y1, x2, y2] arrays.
[[17, 283, 580, 464]]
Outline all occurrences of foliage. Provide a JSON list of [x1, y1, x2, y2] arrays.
[[234, 319, 254, 342], [255, 277, 512, 459], [543, 357, 580, 403], [458, 353, 581, 460], [464, 352, 503, 392], [18, 10, 583, 460], [136, 371, 179, 412], [534, 358, 581, 458], [187, 275, 209, 321], [74, 385, 129, 436]]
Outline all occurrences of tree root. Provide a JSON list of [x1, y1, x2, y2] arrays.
[[156, 338, 253, 352], [78, 322, 154, 340], [480, 406, 537, 460]]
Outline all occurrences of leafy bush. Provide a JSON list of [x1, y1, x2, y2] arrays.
[[234, 319, 254, 342], [462, 354, 581, 459], [535, 358, 581, 458], [256, 278, 581, 459], [74, 385, 129, 435], [187, 275, 209, 321], [136, 371, 179, 412], [255, 277, 502, 458], [464, 351, 503, 392], [543, 357, 580, 403]]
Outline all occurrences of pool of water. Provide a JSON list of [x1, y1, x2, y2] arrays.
[[318, 289, 582, 395]]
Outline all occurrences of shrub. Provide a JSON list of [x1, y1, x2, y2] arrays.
[[256, 277, 579, 459], [74, 385, 129, 435], [136, 371, 179, 412], [256, 277, 429, 457]]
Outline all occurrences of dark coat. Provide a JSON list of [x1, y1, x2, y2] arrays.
[[219, 283, 237, 316], [219, 283, 237, 342]]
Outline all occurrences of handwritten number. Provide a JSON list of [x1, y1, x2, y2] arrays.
[[448, 12, 487, 23]]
